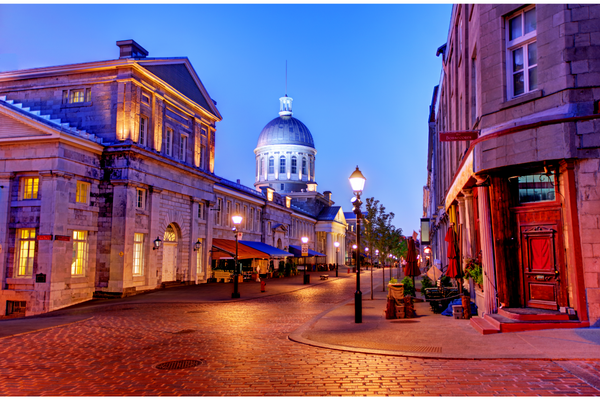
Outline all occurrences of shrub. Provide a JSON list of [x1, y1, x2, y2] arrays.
[[440, 275, 452, 287], [421, 275, 434, 290], [400, 276, 416, 297]]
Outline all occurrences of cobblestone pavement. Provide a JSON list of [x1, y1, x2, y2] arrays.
[[1, 276, 599, 396]]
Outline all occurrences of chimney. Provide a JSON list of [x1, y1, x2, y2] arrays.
[[323, 191, 332, 201], [116, 40, 149, 59], [237, 179, 241, 184]]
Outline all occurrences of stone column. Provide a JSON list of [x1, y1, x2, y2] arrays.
[[205, 199, 216, 280], [326, 232, 332, 264], [0, 173, 12, 295], [107, 183, 133, 294], [190, 198, 200, 284], [477, 181, 498, 315], [147, 187, 162, 289]]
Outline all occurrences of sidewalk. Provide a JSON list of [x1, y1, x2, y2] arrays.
[[2, 269, 599, 361]]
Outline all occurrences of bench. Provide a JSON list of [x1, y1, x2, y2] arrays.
[[213, 270, 232, 282], [320, 275, 329, 280]]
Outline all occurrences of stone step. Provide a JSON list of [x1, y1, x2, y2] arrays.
[[470, 317, 500, 335], [498, 307, 571, 322]]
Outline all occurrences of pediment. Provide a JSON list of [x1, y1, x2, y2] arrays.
[[272, 223, 288, 233], [0, 111, 55, 139]]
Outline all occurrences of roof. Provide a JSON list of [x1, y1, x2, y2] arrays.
[[317, 206, 342, 221], [211, 239, 271, 260], [257, 115, 314, 149], [240, 241, 292, 257], [217, 177, 266, 199], [344, 212, 357, 220]]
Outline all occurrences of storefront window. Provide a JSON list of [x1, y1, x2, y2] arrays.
[[518, 173, 555, 203]]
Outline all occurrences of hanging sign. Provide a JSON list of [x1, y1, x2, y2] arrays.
[[301, 243, 308, 257], [439, 131, 478, 142], [54, 235, 71, 242], [38, 235, 53, 241]]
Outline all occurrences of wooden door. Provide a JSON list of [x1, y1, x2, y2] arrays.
[[521, 225, 562, 310], [163, 243, 177, 282]]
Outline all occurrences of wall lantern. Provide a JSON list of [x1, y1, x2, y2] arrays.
[[153, 236, 162, 250], [193, 239, 202, 252]]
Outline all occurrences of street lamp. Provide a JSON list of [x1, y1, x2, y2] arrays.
[[153, 236, 162, 250], [301, 236, 310, 284], [231, 214, 243, 299], [334, 241, 340, 277], [352, 244, 357, 267], [349, 165, 366, 324]]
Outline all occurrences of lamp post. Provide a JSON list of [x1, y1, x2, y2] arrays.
[[389, 253, 394, 284], [334, 241, 340, 277], [301, 236, 310, 284], [349, 166, 366, 324], [231, 214, 243, 299], [352, 244, 357, 267]]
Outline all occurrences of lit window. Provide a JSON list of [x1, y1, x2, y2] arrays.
[[71, 230, 88, 276], [506, 7, 537, 98], [139, 116, 148, 146], [518, 173, 555, 204], [179, 135, 187, 161], [76, 181, 90, 204], [136, 188, 146, 210], [291, 156, 297, 174], [268, 157, 274, 174], [165, 128, 173, 156], [279, 156, 286, 174], [196, 238, 203, 275], [133, 233, 144, 276], [16, 229, 36, 277], [69, 89, 85, 104], [21, 177, 39, 200]]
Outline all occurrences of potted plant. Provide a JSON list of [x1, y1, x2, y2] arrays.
[[464, 258, 483, 290]]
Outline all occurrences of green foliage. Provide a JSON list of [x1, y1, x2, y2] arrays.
[[362, 197, 404, 266], [440, 275, 452, 287], [389, 277, 397, 284], [400, 276, 416, 297], [464, 260, 483, 286], [420, 275, 434, 290]]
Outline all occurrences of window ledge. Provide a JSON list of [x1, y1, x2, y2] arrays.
[[6, 277, 34, 285], [61, 102, 92, 108], [500, 90, 543, 110], [12, 200, 42, 207]]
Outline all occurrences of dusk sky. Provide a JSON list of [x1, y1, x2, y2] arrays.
[[0, 4, 452, 235]]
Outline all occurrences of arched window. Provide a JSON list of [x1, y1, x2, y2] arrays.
[[164, 224, 177, 242], [279, 156, 286, 174], [302, 158, 307, 175], [291, 156, 297, 174], [268, 157, 274, 174]]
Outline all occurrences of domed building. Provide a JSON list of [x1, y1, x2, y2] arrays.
[[254, 96, 317, 193]]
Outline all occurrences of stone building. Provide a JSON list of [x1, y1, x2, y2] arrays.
[[0, 40, 347, 317], [423, 4, 600, 331]]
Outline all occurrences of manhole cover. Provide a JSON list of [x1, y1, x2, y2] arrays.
[[173, 329, 195, 334], [389, 320, 419, 323], [155, 360, 204, 370]]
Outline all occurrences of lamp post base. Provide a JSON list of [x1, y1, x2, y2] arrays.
[[232, 274, 240, 298], [355, 291, 362, 323]]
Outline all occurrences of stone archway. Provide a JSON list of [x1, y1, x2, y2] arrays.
[[277, 238, 283, 249], [162, 223, 179, 282]]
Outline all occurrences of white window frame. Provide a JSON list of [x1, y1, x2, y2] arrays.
[[506, 6, 537, 99], [179, 134, 188, 162], [226, 201, 231, 227], [20, 177, 39, 200], [133, 233, 145, 276], [165, 128, 174, 157], [139, 115, 148, 146], [75, 181, 90, 205], [279, 156, 286, 174], [268, 157, 274, 174], [198, 202, 204, 220], [71, 230, 88, 276], [16, 228, 36, 277], [215, 198, 223, 225], [136, 188, 146, 210]]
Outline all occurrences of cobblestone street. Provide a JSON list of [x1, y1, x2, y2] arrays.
[[1, 274, 599, 396]]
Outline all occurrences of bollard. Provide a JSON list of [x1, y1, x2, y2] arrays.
[[347, 268, 350, 274], [260, 281, 266, 292]]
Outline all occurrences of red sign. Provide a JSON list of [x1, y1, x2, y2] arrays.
[[439, 131, 478, 142], [54, 235, 71, 242], [301, 243, 309, 257], [38, 235, 52, 241]]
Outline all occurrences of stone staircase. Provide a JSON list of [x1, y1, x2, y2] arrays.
[[470, 307, 589, 335], [0, 95, 104, 144]]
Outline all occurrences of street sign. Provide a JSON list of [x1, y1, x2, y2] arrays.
[[439, 131, 478, 141], [301, 243, 308, 257]]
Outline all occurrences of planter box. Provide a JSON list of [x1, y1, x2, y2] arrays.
[[474, 288, 484, 317]]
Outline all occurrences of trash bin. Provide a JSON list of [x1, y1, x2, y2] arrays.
[[304, 274, 310, 284]]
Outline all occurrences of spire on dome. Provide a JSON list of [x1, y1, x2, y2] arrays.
[[279, 96, 293, 117]]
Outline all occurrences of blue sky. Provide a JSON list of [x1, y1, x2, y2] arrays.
[[0, 4, 452, 235]]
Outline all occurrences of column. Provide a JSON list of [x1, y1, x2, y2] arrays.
[[190, 198, 200, 284], [147, 187, 162, 288], [0, 173, 12, 295], [326, 232, 332, 264], [477, 182, 497, 315]]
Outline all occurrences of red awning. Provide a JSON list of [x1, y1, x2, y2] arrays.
[[211, 239, 270, 260]]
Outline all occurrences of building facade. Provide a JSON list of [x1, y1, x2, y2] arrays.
[[424, 4, 600, 329], [0, 40, 346, 318]]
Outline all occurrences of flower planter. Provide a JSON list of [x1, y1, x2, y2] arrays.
[[474, 287, 484, 317]]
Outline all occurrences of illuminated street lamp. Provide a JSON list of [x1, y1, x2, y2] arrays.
[[352, 244, 357, 266], [301, 236, 310, 284], [349, 165, 366, 324], [231, 214, 243, 299], [334, 241, 340, 277]]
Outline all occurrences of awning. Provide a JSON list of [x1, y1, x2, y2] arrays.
[[240, 241, 293, 257], [288, 245, 326, 257], [211, 239, 270, 260]]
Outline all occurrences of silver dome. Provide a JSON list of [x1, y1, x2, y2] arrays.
[[257, 115, 315, 148]]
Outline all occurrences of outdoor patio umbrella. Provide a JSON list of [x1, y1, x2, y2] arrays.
[[404, 237, 420, 287], [445, 226, 461, 280]]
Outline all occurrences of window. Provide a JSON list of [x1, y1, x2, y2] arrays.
[[16, 229, 36, 277], [165, 128, 173, 156], [198, 202, 204, 220], [21, 177, 39, 200], [196, 238, 203, 275], [291, 156, 297, 174], [72, 230, 88, 276], [260, 157, 264, 176], [471, 56, 477, 126], [257, 209, 262, 231], [279, 156, 286, 174], [139, 116, 148, 146], [179, 135, 187, 161], [76, 181, 90, 204], [200, 146, 206, 169], [243, 205, 248, 229], [226, 201, 231, 227], [507, 7, 537, 98], [133, 233, 144, 276], [63, 88, 91, 104], [136, 188, 146, 210], [281, 184, 284, 190], [302, 158, 307, 175], [215, 198, 222, 225], [142, 94, 150, 105], [268, 157, 274, 174], [249, 208, 254, 232], [518, 173, 555, 204]]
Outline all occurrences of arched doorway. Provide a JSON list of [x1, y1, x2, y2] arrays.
[[162, 224, 178, 282], [277, 238, 282, 249]]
